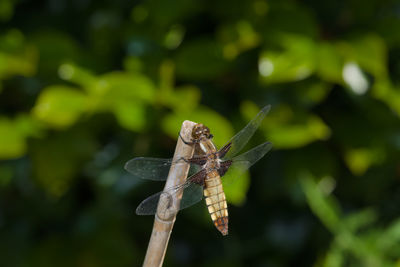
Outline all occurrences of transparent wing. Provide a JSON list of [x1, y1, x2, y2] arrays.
[[223, 105, 271, 159], [124, 157, 201, 181], [124, 157, 174, 181], [136, 171, 205, 215], [232, 141, 273, 165], [221, 141, 273, 186], [134, 142, 272, 215]]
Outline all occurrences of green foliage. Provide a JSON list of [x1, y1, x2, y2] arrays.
[[301, 173, 400, 266], [0, 115, 41, 159], [33, 86, 88, 128], [0, 29, 37, 80], [1, 0, 400, 266], [259, 34, 316, 83]]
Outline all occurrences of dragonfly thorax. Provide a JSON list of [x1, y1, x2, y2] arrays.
[[204, 158, 221, 171]]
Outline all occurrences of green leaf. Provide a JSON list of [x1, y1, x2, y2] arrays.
[[0, 30, 37, 79], [0, 117, 27, 159], [161, 85, 201, 113], [58, 63, 97, 89], [267, 117, 330, 148], [299, 172, 341, 232], [341, 35, 387, 79], [243, 103, 331, 149], [223, 169, 250, 206], [98, 72, 155, 103], [378, 218, 400, 252], [218, 20, 261, 59], [32, 86, 87, 129], [295, 81, 333, 106], [372, 79, 400, 117], [344, 147, 385, 176], [259, 34, 316, 83], [322, 243, 344, 267], [342, 209, 377, 232], [316, 42, 344, 83], [112, 100, 146, 131]]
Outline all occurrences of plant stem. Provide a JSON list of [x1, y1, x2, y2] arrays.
[[142, 120, 196, 267]]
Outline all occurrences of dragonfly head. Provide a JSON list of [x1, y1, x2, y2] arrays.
[[192, 123, 213, 141]]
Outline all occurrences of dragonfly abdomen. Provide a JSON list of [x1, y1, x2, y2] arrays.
[[203, 171, 228, 236]]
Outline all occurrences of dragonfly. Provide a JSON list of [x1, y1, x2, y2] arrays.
[[125, 105, 272, 235]]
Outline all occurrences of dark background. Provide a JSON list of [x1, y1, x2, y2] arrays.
[[1, 0, 400, 266]]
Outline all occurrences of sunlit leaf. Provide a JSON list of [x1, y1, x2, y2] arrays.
[[223, 169, 250, 206], [344, 148, 385, 176], [14, 114, 43, 138], [266, 116, 330, 148], [372, 79, 400, 117], [378, 218, 400, 252], [340, 34, 387, 79], [322, 243, 344, 267], [299, 172, 341, 232], [259, 34, 316, 83], [218, 20, 261, 60], [342, 209, 377, 232], [32, 86, 87, 128], [161, 85, 201, 113], [316, 42, 344, 83], [112, 100, 146, 131], [164, 24, 185, 49], [242, 103, 331, 149], [58, 63, 97, 89], [0, 30, 37, 79], [0, 117, 26, 159], [99, 72, 155, 102]]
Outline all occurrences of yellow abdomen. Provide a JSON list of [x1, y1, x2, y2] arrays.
[[203, 171, 228, 235]]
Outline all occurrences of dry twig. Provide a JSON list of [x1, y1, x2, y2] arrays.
[[142, 120, 196, 267]]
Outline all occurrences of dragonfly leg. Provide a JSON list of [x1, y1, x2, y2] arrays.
[[179, 132, 197, 145], [176, 156, 190, 163]]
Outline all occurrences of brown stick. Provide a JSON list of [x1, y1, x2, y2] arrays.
[[142, 120, 196, 267]]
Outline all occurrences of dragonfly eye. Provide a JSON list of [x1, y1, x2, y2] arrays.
[[192, 123, 205, 140]]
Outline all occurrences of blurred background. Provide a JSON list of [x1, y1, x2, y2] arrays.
[[1, 0, 400, 266]]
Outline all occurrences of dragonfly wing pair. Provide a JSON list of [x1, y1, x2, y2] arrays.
[[125, 105, 272, 215]]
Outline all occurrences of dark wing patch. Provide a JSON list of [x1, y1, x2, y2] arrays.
[[217, 142, 232, 159], [218, 160, 233, 177], [188, 168, 207, 186], [187, 156, 208, 166]]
